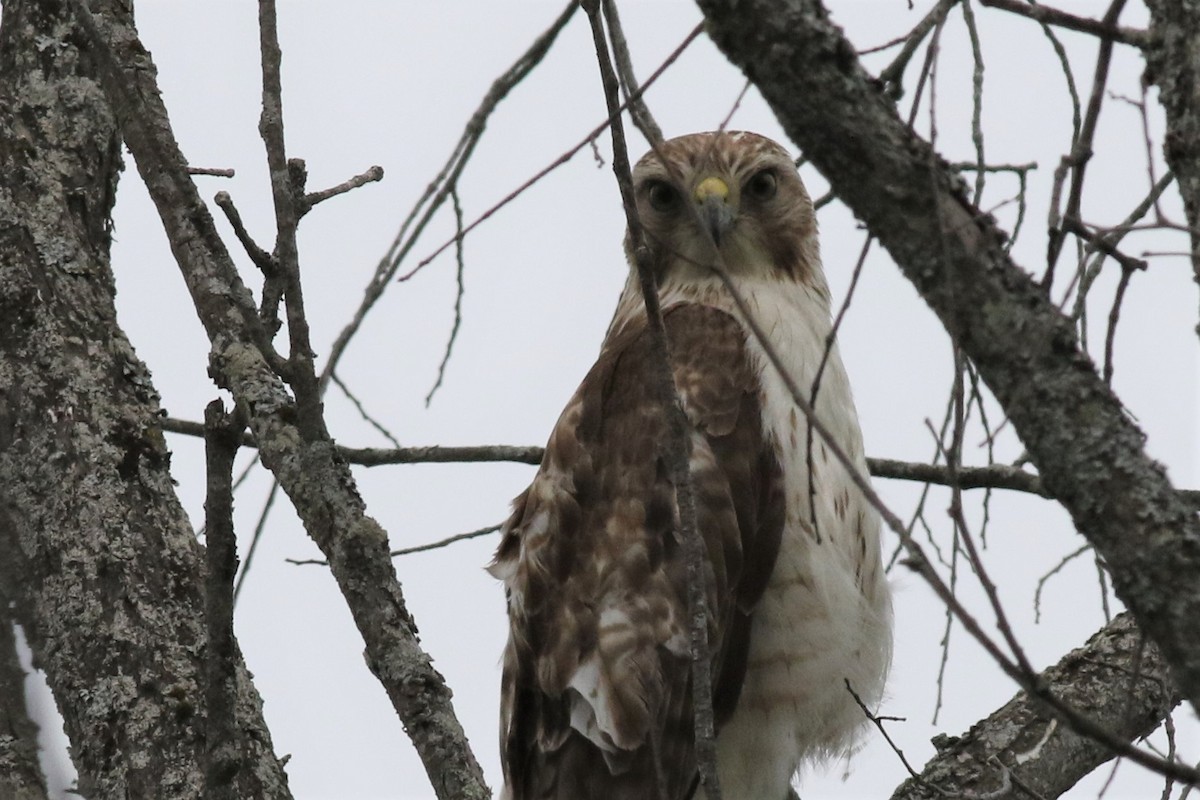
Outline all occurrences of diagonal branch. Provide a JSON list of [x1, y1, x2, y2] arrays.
[[893, 614, 1178, 800], [695, 0, 1200, 723], [978, 0, 1148, 48]]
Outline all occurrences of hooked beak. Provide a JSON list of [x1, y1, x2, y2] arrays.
[[694, 176, 734, 246]]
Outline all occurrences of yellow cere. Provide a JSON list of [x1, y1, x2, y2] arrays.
[[693, 176, 730, 202]]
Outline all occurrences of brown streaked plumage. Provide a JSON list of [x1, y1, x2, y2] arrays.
[[492, 131, 892, 800]]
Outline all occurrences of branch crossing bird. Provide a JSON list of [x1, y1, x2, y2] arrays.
[[491, 131, 893, 800]]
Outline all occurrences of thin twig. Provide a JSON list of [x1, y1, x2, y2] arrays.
[[805, 234, 873, 543], [1063, 216, 1149, 273], [846, 680, 925, 782], [978, 0, 1148, 48], [1044, 0, 1126, 285], [288, 523, 504, 565], [301, 164, 384, 214], [1103, 264, 1136, 385], [1110, 87, 1165, 220], [213, 191, 275, 274], [188, 166, 236, 177], [960, 0, 987, 207], [233, 479, 281, 604], [213, 191, 281, 335], [1034, 543, 1092, 623], [425, 187, 468, 406], [877, 0, 959, 100], [601, 0, 663, 145], [1063, 172, 1174, 319], [390, 524, 501, 558], [331, 372, 402, 448]]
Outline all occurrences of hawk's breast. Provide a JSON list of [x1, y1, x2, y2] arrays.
[[680, 278, 893, 800]]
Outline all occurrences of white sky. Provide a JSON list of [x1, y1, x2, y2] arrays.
[[17, 1, 1200, 798]]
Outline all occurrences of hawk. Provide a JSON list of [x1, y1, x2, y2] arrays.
[[491, 131, 892, 800]]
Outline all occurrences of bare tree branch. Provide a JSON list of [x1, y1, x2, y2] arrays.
[[301, 164, 384, 213], [978, 0, 1149, 48], [893, 614, 1178, 800], [157, 416, 1200, 505]]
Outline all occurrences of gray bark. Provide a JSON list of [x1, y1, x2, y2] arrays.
[[65, 2, 491, 798], [0, 1, 291, 798], [695, 0, 1200, 716], [893, 613, 1178, 800], [1143, 0, 1200, 325]]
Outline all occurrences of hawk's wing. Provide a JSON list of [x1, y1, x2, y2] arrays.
[[492, 303, 786, 800]]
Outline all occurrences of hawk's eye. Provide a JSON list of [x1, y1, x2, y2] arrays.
[[645, 180, 679, 213], [745, 170, 778, 202]]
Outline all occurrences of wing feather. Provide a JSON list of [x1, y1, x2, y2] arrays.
[[493, 304, 785, 799]]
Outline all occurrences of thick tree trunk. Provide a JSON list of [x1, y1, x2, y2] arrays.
[[695, 0, 1200, 716], [1143, 0, 1200, 329], [0, 1, 291, 798], [63, 2, 491, 798]]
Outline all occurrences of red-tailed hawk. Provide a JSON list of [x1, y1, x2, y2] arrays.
[[491, 131, 892, 800]]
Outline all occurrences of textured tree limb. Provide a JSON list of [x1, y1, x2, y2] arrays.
[[68, 3, 488, 798], [203, 402, 244, 800], [696, 0, 1200, 717], [1142, 0, 1200, 331], [0, 2, 291, 797], [893, 613, 1178, 800]]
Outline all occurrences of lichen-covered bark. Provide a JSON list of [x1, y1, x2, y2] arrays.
[[0, 1, 291, 797], [893, 614, 1177, 800], [695, 0, 1200, 715], [65, 3, 490, 798], [1143, 0, 1200, 323]]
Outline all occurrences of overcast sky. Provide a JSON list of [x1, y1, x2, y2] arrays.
[[17, 1, 1200, 798]]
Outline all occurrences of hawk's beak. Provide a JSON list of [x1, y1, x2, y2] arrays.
[[694, 176, 734, 247]]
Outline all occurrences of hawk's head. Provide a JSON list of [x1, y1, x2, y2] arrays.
[[627, 131, 820, 286]]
